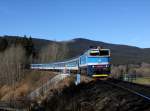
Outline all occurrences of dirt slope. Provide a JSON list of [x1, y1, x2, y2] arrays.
[[45, 80, 150, 111]]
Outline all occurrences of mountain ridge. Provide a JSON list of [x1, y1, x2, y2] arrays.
[[0, 35, 150, 64]]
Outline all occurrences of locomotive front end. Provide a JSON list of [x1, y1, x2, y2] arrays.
[[87, 48, 111, 78]]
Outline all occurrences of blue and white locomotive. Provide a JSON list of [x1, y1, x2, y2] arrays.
[[31, 47, 111, 78]]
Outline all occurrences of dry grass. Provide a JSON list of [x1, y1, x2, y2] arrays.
[[0, 71, 92, 102], [51, 75, 92, 90], [80, 75, 93, 83], [45, 75, 92, 97], [0, 83, 30, 101], [0, 85, 12, 99], [0, 70, 56, 101], [132, 77, 150, 85]]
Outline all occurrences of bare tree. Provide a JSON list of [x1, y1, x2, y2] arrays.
[[39, 42, 68, 63], [57, 42, 68, 61], [0, 45, 25, 85], [39, 42, 58, 63]]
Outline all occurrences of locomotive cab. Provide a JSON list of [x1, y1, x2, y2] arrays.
[[87, 48, 111, 78]]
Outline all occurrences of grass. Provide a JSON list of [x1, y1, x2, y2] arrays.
[[0, 70, 56, 101], [132, 77, 150, 85]]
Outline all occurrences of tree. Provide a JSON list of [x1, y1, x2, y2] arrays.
[[57, 42, 69, 61], [39, 42, 59, 63], [38, 42, 68, 63], [125, 64, 129, 74], [0, 38, 8, 51], [0, 45, 25, 85]]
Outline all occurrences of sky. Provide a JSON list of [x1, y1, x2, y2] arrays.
[[0, 0, 150, 48]]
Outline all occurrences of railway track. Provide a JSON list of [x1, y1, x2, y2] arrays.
[[104, 79, 150, 101], [45, 78, 150, 111]]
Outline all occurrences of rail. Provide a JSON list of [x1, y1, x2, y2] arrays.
[[104, 79, 150, 101]]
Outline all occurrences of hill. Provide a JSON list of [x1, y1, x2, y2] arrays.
[[0, 35, 150, 64], [66, 38, 150, 64]]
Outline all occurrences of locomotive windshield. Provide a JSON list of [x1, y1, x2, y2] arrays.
[[100, 50, 109, 56], [89, 50, 99, 56], [89, 49, 110, 56]]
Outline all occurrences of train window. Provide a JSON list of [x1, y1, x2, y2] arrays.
[[89, 50, 100, 56], [100, 50, 109, 56]]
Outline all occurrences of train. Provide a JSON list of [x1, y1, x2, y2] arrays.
[[31, 46, 111, 78]]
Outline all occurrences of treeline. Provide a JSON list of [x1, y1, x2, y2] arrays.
[[0, 36, 69, 63], [38, 42, 68, 63], [0, 35, 35, 61], [111, 63, 150, 79], [0, 46, 25, 85], [0, 36, 69, 86], [0, 36, 34, 85]]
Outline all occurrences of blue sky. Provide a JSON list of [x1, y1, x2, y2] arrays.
[[0, 0, 150, 48]]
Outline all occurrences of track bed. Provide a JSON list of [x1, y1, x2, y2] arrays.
[[107, 79, 150, 100], [45, 79, 150, 111]]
